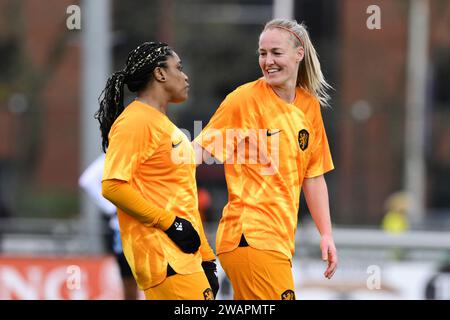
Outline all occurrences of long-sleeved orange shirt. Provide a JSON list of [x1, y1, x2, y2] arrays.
[[103, 100, 215, 290]]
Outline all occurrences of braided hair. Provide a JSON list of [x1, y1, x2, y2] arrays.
[[95, 42, 173, 152]]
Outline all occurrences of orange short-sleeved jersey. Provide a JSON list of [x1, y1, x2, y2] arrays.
[[194, 79, 334, 259], [103, 100, 209, 290]]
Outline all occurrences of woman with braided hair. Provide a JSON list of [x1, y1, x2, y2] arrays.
[[96, 42, 218, 300]]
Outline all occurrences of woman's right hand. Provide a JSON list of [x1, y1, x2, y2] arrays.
[[164, 216, 201, 253]]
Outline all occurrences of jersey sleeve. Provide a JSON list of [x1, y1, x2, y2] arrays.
[[103, 114, 161, 182], [305, 101, 334, 178], [102, 179, 175, 230], [194, 90, 256, 163]]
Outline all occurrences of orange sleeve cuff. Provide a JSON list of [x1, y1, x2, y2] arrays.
[[101, 179, 176, 231]]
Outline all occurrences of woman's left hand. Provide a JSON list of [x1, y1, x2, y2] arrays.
[[320, 235, 338, 279], [202, 260, 220, 297]]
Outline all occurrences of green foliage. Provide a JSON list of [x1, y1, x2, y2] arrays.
[[16, 187, 79, 219]]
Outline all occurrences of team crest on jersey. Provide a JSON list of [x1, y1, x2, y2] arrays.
[[281, 289, 296, 300], [298, 129, 309, 151], [203, 288, 214, 300]]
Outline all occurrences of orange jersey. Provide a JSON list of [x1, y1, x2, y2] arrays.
[[103, 100, 214, 290], [194, 79, 334, 259]]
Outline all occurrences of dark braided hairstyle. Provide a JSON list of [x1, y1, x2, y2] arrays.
[[95, 42, 174, 152]]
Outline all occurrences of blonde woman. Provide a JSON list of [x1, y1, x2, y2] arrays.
[[194, 19, 338, 300]]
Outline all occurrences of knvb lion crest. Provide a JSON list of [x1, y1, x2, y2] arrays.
[[298, 129, 309, 151], [203, 288, 214, 300], [281, 289, 296, 300]]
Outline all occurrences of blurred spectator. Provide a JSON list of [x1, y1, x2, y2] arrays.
[[79, 154, 138, 300], [382, 191, 410, 260], [382, 191, 409, 233]]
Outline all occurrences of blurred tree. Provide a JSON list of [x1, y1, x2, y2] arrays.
[[0, 0, 78, 217]]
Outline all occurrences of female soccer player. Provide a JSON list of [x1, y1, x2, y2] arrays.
[[96, 42, 218, 300], [194, 19, 338, 300]]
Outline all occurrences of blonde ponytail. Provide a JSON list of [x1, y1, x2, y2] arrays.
[[264, 19, 333, 107]]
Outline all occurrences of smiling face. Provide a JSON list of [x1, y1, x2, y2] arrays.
[[159, 51, 190, 103], [258, 28, 304, 89]]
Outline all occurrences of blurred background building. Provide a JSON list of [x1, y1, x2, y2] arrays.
[[0, 0, 449, 300]]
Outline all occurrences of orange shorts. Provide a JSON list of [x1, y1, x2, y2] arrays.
[[219, 246, 296, 300], [144, 271, 214, 300]]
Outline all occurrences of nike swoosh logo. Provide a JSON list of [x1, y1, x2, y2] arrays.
[[172, 141, 182, 148], [266, 129, 282, 136]]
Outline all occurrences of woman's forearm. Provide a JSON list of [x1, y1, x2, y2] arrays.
[[102, 179, 175, 230], [303, 175, 333, 236]]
